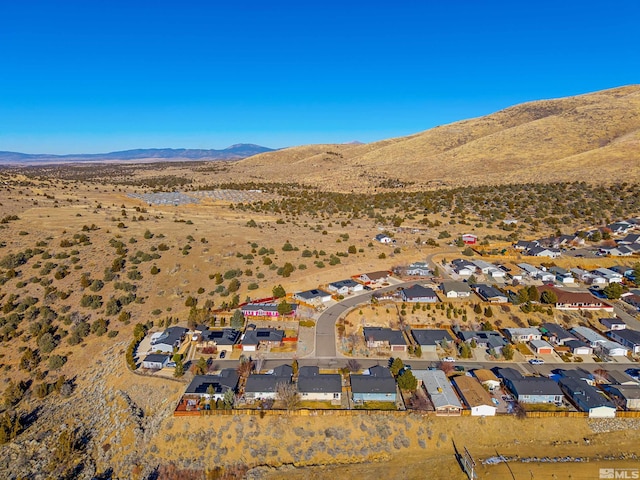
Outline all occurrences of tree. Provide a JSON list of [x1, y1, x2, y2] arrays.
[[483, 306, 493, 318], [603, 282, 623, 300], [527, 285, 540, 302], [346, 359, 361, 372], [540, 290, 558, 304], [516, 288, 530, 305], [185, 296, 198, 308], [173, 359, 184, 378], [292, 359, 299, 376], [272, 284, 286, 298], [473, 304, 482, 315], [459, 343, 472, 359], [397, 370, 418, 391], [414, 345, 422, 358], [194, 357, 208, 375], [276, 382, 300, 410], [348, 245, 357, 254], [223, 389, 235, 409], [277, 300, 293, 316], [633, 263, 640, 282], [389, 357, 404, 377], [49, 354, 67, 370], [38, 332, 57, 353], [502, 344, 514, 360], [438, 361, 454, 375], [19, 348, 40, 371], [231, 309, 245, 328]]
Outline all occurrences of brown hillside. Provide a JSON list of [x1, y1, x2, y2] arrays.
[[229, 85, 640, 191]]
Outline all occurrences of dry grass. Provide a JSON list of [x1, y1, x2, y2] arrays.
[[225, 85, 640, 192]]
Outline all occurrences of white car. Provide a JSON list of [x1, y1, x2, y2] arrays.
[[529, 359, 544, 365], [442, 357, 456, 362]]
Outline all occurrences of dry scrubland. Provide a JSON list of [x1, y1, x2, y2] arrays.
[[1, 86, 640, 477], [227, 85, 640, 191]]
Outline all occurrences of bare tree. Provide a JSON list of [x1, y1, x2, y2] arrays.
[[236, 358, 254, 379], [346, 359, 361, 373], [276, 381, 300, 410], [438, 361, 454, 376], [593, 368, 608, 384]]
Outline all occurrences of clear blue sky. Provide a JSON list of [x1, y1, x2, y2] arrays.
[[1, 1, 639, 154]]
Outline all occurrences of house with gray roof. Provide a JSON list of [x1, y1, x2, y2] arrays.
[[241, 328, 285, 352], [456, 329, 508, 354], [608, 329, 640, 354], [564, 339, 593, 355], [505, 377, 564, 404], [142, 353, 170, 370], [328, 279, 364, 295], [571, 326, 629, 357], [474, 284, 508, 303], [149, 326, 189, 354], [400, 284, 439, 303], [558, 376, 616, 417], [405, 262, 431, 277], [185, 369, 239, 401], [199, 328, 240, 352], [413, 369, 462, 415], [601, 384, 640, 410], [297, 366, 342, 402], [363, 327, 407, 352], [350, 366, 397, 404], [294, 289, 332, 303], [411, 329, 453, 352], [503, 327, 542, 343], [441, 281, 472, 298], [540, 323, 576, 345], [244, 364, 293, 400]]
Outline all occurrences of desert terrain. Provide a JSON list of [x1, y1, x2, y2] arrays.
[[0, 87, 640, 479]]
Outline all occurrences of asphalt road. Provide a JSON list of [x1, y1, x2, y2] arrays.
[[314, 248, 457, 358]]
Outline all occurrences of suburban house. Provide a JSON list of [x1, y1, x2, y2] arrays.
[[244, 364, 293, 401], [606, 370, 640, 386], [564, 340, 593, 355], [473, 369, 501, 392], [141, 353, 170, 370], [400, 284, 439, 303], [605, 246, 635, 257], [528, 246, 562, 259], [600, 317, 626, 331], [452, 375, 496, 416], [518, 263, 543, 279], [184, 369, 239, 401], [473, 260, 505, 278], [328, 279, 364, 295], [363, 327, 407, 352], [607, 329, 640, 354], [571, 326, 629, 357], [539, 323, 577, 345], [411, 329, 453, 353], [610, 265, 636, 278], [413, 369, 462, 416], [503, 328, 542, 343], [474, 284, 508, 303], [618, 233, 640, 245], [593, 268, 623, 284], [623, 294, 640, 311], [149, 326, 189, 354], [451, 259, 476, 276], [374, 233, 393, 244], [500, 369, 564, 404], [241, 302, 298, 318], [199, 328, 240, 353], [601, 385, 640, 410], [462, 234, 478, 245], [405, 262, 432, 277], [241, 327, 285, 352], [559, 368, 596, 386], [294, 289, 332, 304], [441, 281, 472, 298], [549, 266, 575, 284], [456, 329, 508, 355], [607, 221, 634, 235], [537, 286, 614, 312], [359, 271, 390, 284], [297, 366, 342, 403], [515, 240, 539, 251], [350, 365, 397, 404], [558, 376, 616, 417], [529, 339, 554, 355], [496, 367, 524, 385]]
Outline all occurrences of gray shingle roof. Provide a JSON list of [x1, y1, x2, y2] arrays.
[[411, 329, 452, 346], [185, 370, 239, 396], [363, 327, 406, 346]]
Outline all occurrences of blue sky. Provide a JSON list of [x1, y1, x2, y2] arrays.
[[1, 1, 639, 153]]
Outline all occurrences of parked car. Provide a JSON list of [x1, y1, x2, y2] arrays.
[[454, 366, 465, 372], [219, 351, 226, 359], [442, 357, 456, 362], [529, 359, 544, 365], [167, 362, 176, 368]]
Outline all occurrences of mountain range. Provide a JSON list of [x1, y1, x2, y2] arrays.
[[227, 85, 640, 191], [0, 144, 275, 164]]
